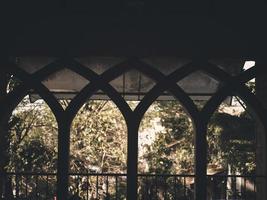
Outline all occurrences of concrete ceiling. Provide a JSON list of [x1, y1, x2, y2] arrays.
[[1, 0, 267, 58]]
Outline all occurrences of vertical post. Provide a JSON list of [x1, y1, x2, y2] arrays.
[[255, 60, 267, 200], [0, 64, 12, 198], [0, 67, 7, 198], [57, 116, 70, 200], [127, 116, 139, 200], [194, 120, 207, 200]]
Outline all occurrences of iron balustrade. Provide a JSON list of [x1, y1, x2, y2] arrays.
[[0, 172, 263, 200], [206, 174, 265, 200], [137, 174, 195, 200]]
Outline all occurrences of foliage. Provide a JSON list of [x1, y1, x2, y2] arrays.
[[207, 112, 256, 174], [7, 98, 58, 172], [246, 80, 256, 94], [7, 98, 130, 198], [141, 101, 194, 174], [5, 95, 257, 198], [70, 100, 127, 173], [142, 100, 256, 175], [7, 76, 23, 93]]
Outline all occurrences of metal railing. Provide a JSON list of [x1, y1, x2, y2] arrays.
[[138, 174, 195, 200], [0, 172, 57, 200], [0, 172, 264, 200], [207, 174, 265, 200]]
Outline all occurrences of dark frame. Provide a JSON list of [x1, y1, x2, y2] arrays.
[[0, 57, 266, 200]]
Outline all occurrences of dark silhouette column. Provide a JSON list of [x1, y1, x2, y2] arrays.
[[0, 62, 13, 198], [255, 61, 267, 200], [127, 116, 139, 200], [57, 116, 71, 200], [194, 119, 207, 200]]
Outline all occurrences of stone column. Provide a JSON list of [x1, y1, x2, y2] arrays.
[[255, 61, 267, 200]]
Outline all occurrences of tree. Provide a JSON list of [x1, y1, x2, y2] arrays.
[[207, 111, 256, 174], [141, 101, 194, 175], [3, 90, 256, 199], [140, 100, 256, 199], [0, 71, 24, 198], [142, 100, 256, 174], [7, 98, 58, 173], [69, 100, 130, 199], [70, 100, 127, 174]]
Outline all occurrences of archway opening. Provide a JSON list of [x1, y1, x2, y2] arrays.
[[4, 95, 58, 199], [206, 95, 264, 200], [70, 100, 127, 199], [138, 100, 195, 199]]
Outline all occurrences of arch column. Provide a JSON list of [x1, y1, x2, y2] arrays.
[[57, 115, 71, 200], [194, 118, 207, 200], [0, 66, 10, 198], [255, 60, 267, 200], [126, 115, 139, 200]]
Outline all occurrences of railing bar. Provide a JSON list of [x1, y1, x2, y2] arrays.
[[18, 174, 21, 198], [137, 174, 196, 177], [1, 172, 264, 199], [106, 176, 109, 198], [2, 172, 58, 176], [233, 176, 237, 200], [115, 176, 118, 200], [144, 176, 149, 196], [96, 175, 99, 199], [15, 174, 19, 198], [213, 176, 216, 199], [70, 172, 128, 176], [87, 175, 89, 200], [36, 175, 39, 199], [46, 175, 49, 199], [163, 176, 167, 199], [224, 176, 227, 199], [77, 175, 80, 195], [174, 176, 177, 200], [3, 172, 263, 178], [25, 175, 28, 197], [206, 174, 265, 178], [13, 175, 15, 198], [155, 175, 157, 199], [183, 176, 186, 198], [254, 177, 256, 200], [3, 171, 265, 177], [244, 177, 246, 200]]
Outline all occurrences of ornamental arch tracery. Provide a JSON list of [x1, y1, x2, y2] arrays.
[[0, 57, 266, 200]]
